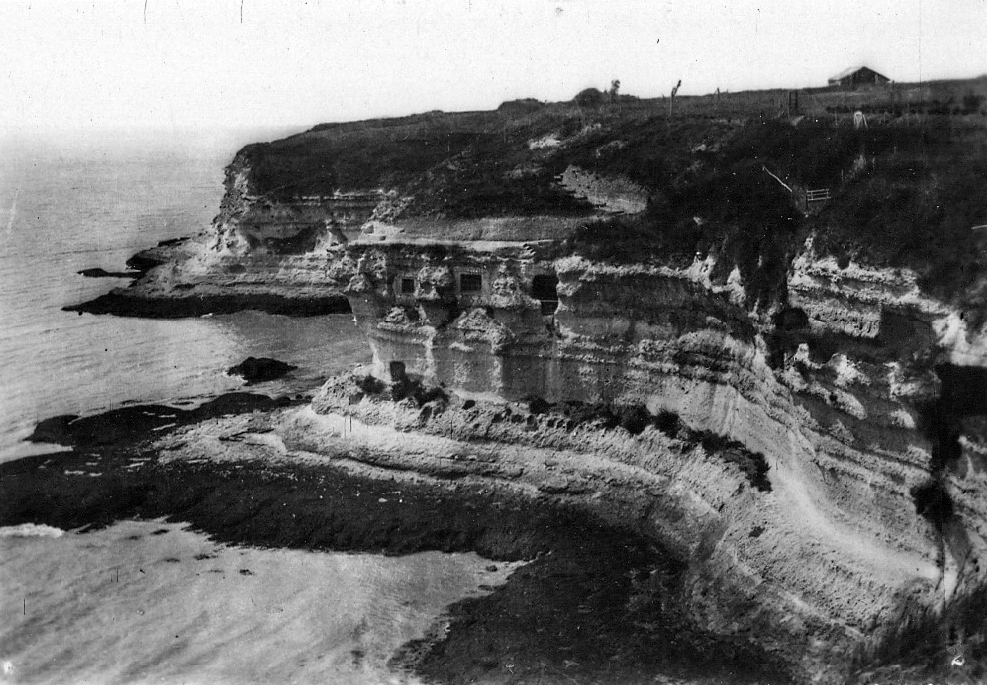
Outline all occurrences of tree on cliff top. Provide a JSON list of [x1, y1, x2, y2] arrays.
[[573, 87, 605, 107]]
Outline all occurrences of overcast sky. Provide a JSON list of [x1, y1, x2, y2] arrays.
[[1, 0, 984, 133]]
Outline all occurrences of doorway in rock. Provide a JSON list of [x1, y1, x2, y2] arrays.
[[531, 274, 559, 316]]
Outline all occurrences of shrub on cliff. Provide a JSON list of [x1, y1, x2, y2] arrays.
[[654, 409, 681, 437], [497, 98, 544, 115], [573, 88, 605, 107], [614, 404, 651, 435], [556, 400, 619, 429], [356, 374, 387, 395], [910, 478, 954, 532], [524, 395, 553, 415], [696, 430, 771, 492]]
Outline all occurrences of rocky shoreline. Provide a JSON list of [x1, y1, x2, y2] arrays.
[[44, 100, 987, 684], [3, 391, 792, 685], [66, 238, 351, 319], [6, 378, 984, 684], [64, 290, 350, 318]]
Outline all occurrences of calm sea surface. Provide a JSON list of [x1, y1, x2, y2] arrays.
[[0, 128, 501, 684], [0, 521, 514, 685], [0, 127, 368, 462]]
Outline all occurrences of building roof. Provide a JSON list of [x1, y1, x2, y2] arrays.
[[828, 66, 889, 82]]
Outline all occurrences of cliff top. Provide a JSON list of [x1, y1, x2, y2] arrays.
[[234, 77, 987, 306]]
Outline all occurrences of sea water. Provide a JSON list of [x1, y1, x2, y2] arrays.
[[0, 128, 502, 683], [0, 521, 515, 685], [0, 127, 368, 461]]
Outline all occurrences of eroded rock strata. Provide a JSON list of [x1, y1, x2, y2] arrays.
[[320, 229, 986, 681], [67, 152, 375, 317], [1, 404, 792, 685], [61, 96, 987, 681]]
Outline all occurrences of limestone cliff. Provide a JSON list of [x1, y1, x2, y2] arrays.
[[314, 230, 987, 682], [65, 90, 987, 681], [67, 148, 377, 317], [72, 88, 987, 330]]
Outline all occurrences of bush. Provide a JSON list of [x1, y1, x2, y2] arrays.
[[356, 374, 386, 395], [524, 395, 553, 415], [573, 87, 605, 107], [498, 98, 544, 114], [654, 409, 681, 436], [696, 430, 771, 492], [962, 91, 985, 114], [557, 401, 619, 429], [615, 404, 651, 435], [910, 478, 954, 532]]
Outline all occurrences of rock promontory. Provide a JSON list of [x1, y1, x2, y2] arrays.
[[61, 81, 987, 682]]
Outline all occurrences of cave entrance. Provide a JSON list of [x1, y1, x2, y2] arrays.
[[531, 274, 559, 316]]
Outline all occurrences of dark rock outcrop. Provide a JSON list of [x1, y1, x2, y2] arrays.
[[227, 357, 298, 384], [65, 291, 349, 318], [77, 268, 141, 279], [27, 393, 292, 447]]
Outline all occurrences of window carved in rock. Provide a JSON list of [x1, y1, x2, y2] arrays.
[[459, 273, 482, 293]]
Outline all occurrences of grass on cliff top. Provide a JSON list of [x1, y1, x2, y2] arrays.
[[241, 78, 986, 205], [240, 88, 987, 304], [813, 116, 987, 302], [557, 120, 811, 308], [561, 114, 987, 306]]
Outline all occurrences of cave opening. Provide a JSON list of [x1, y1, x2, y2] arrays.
[[459, 273, 482, 293], [531, 274, 559, 316]]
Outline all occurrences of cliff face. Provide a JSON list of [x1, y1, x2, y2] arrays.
[[66, 92, 987, 678], [74, 90, 987, 323], [327, 225, 987, 682], [67, 149, 380, 317], [209, 149, 381, 255]]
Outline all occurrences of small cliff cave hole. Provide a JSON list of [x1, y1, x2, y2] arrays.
[[773, 307, 809, 331], [531, 274, 559, 316], [936, 363, 987, 416], [400, 277, 416, 295], [264, 225, 322, 254], [459, 273, 482, 293]]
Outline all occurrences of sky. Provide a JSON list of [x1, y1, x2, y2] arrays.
[[1, 0, 984, 133]]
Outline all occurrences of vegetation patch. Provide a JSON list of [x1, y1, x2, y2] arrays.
[[850, 585, 987, 683], [240, 81, 987, 307], [813, 118, 987, 303], [354, 363, 449, 410], [766, 310, 935, 369], [520, 398, 771, 491], [909, 478, 954, 532], [695, 429, 772, 492]]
